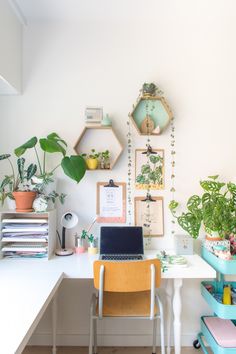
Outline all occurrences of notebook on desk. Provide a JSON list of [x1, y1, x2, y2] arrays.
[[99, 226, 144, 261]]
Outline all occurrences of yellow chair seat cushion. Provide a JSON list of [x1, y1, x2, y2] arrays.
[[96, 291, 157, 317]]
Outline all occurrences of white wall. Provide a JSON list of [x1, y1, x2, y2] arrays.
[[0, 0, 236, 346], [0, 0, 22, 93]]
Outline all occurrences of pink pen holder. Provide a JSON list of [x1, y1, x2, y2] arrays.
[[75, 246, 86, 254]]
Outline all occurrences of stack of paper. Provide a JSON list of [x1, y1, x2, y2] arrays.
[[1, 218, 49, 258]]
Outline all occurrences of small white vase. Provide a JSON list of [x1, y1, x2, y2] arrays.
[[6, 197, 16, 210]]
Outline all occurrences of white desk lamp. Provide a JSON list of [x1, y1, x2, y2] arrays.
[[55, 212, 78, 256]]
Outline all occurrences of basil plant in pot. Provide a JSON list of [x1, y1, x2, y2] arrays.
[[169, 175, 236, 240], [0, 132, 86, 212]]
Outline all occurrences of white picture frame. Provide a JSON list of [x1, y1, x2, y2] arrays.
[[85, 106, 103, 124]]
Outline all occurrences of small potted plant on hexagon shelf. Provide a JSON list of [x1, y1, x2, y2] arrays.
[[100, 150, 110, 169], [82, 149, 100, 170]]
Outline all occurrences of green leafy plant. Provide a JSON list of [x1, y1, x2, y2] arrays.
[[101, 150, 110, 161], [82, 149, 100, 160], [0, 155, 38, 205], [169, 175, 236, 239], [0, 132, 86, 206], [136, 152, 164, 187]]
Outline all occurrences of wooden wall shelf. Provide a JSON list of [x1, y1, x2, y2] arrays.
[[74, 125, 123, 170], [130, 95, 173, 136]]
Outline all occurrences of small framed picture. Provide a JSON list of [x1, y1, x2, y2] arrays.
[[134, 196, 164, 237], [135, 149, 164, 190], [85, 107, 103, 124]]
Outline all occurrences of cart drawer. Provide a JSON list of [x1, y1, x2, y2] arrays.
[[201, 281, 236, 319], [201, 317, 236, 354], [202, 246, 236, 275]]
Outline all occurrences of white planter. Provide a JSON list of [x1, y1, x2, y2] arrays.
[[6, 197, 16, 210]]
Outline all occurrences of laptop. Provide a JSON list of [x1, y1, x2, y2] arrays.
[[99, 226, 144, 261]]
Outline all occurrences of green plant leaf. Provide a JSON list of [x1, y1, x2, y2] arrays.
[[208, 175, 219, 180], [187, 195, 201, 213], [39, 138, 66, 156], [0, 154, 11, 160], [14, 137, 38, 157], [200, 180, 225, 192], [47, 132, 67, 147], [178, 213, 201, 238], [141, 164, 151, 174], [169, 200, 179, 211], [17, 158, 25, 182], [26, 164, 37, 180], [61, 155, 86, 183]]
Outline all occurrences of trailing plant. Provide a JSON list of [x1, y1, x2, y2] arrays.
[[169, 175, 236, 239]]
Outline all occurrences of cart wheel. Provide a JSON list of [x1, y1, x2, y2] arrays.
[[193, 339, 201, 349]]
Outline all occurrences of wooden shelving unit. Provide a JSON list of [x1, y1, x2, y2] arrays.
[[0, 210, 56, 259], [74, 125, 123, 170], [130, 95, 173, 136]]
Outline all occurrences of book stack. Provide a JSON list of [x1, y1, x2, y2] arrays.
[[1, 218, 49, 258]]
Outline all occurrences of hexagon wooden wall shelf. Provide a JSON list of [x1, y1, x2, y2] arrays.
[[74, 126, 123, 170], [130, 95, 173, 135]]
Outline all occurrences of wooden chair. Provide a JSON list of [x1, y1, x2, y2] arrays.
[[89, 259, 165, 354]]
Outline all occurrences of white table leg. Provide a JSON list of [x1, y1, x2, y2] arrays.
[[166, 279, 173, 354], [173, 279, 183, 354], [52, 293, 57, 354]]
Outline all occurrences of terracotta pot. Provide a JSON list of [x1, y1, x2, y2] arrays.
[[86, 158, 98, 170], [13, 191, 37, 212]]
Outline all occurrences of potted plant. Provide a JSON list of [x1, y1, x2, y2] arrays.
[[74, 230, 87, 254], [82, 149, 100, 170], [169, 175, 236, 241], [0, 155, 37, 212], [0, 132, 87, 211], [100, 150, 110, 169], [86, 233, 98, 254]]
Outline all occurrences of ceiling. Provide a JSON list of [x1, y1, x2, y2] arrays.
[[12, 0, 170, 23]]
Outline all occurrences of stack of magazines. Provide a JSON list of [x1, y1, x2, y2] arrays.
[[1, 218, 48, 258]]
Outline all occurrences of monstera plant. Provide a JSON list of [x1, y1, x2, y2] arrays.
[[169, 175, 236, 239], [0, 132, 86, 210]]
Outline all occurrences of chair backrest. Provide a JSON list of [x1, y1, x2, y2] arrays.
[[93, 259, 161, 292]]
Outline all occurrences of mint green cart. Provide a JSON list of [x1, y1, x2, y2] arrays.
[[193, 247, 236, 353]]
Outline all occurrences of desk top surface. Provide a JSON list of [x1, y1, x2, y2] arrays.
[[0, 251, 215, 354], [0, 250, 216, 279]]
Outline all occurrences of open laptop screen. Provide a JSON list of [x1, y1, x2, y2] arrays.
[[100, 226, 143, 255]]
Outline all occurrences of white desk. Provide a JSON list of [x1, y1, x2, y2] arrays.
[[0, 252, 216, 354]]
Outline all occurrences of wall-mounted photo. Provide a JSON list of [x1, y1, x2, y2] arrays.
[[134, 196, 164, 237], [85, 107, 103, 124], [135, 149, 164, 190]]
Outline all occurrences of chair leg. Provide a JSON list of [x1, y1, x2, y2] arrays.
[[89, 315, 94, 354], [152, 319, 157, 354], [160, 315, 165, 354], [93, 318, 97, 354]]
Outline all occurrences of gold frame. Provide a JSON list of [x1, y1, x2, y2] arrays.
[[135, 148, 165, 190]]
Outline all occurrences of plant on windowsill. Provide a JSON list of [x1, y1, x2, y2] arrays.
[[169, 175, 236, 241]]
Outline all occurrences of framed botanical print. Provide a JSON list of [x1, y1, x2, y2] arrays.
[[134, 196, 164, 237], [135, 149, 164, 190]]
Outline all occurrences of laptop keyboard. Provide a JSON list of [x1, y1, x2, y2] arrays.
[[101, 255, 143, 261]]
